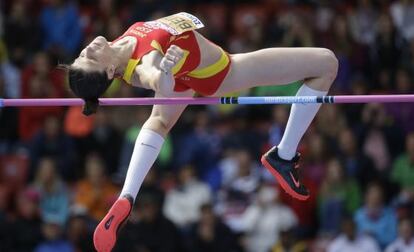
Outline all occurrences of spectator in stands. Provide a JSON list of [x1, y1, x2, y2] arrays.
[[361, 103, 392, 171], [40, 0, 82, 58], [392, 132, 414, 197], [19, 52, 65, 141], [82, 108, 122, 175], [0, 184, 12, 252], [268, 105, 289, 148], [74, 153, 119, 221], [281, 14, 314, 47], [19, 74, 63, 143], [354, 182, 397, 248], [390, 0, 414, 41], [401, 38, 414, 74], [163, 164, 212, 229], [328, 217, 380, 252], [175, 109, 221, 174], [34, 219, 74, 252], [270, 228, 308, 252], [302, 132, 329, 185], [105, 16, 124, 41], [219, 148, 261, 191], [341, 75, 369, 128], [327, 15, 354, 92], [66, 214, 95, 252], [21, 52, 66, 99], [337, 128, 377, 188], [0, 70, 18, 149], [241, 185, 298, 252], [188, 203, 241, 252], [0, 39, 21, 99], [362, 103, 405, 162], [132, 0, 171, 22], [8, 188, 43, 252], [137, 168, 165, 208], [386, 217, 414, 252], [227, 7, 265, 53], [64, 105, 95, 137], [31, 157, 70, 225], [371, 13, 403, 86], [315, 105, 347, 141], [215, 148, 261, 232], [348, 0, 378, 45], [221, 110, 267, 159], [318, 159, 361, 236], [29, 116, 76, 180], [4, 0, 41, 66], [386, 68, 414, 134], [390, 132, 414, 216], [115, 191, 183, 252]]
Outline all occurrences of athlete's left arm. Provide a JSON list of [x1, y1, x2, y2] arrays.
[[133, 45, 185, 97]]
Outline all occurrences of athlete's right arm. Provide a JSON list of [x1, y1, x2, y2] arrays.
[[132, 45, 184, 97]]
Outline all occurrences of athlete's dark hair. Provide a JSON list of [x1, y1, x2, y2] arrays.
[[67, 66, 113, 116]]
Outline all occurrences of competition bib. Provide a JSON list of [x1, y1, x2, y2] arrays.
[[145, 12, 204, 35]]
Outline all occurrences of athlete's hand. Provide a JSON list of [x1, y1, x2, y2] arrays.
[[159, 45, 184, 73]]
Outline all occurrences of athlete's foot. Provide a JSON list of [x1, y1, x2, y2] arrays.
[[261, 147, 310, 201], [93, 194, 134, 252]]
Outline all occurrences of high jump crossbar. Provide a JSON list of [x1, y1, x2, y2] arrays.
[[1, 94, 414, 107]]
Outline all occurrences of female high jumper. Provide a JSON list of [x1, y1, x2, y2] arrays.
[[67, 12, 338, 251]]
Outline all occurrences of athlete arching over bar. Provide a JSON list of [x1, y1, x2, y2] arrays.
[[67, 12, 338, 251]]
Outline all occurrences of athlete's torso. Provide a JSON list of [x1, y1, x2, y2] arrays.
[[114, 12, 229, 96], [115, 13, 222, 78]]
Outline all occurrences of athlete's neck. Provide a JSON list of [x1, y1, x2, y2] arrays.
[[110, 37, 137, 76]]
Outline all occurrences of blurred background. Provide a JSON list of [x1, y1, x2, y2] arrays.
[[1, 0, 414, 251]]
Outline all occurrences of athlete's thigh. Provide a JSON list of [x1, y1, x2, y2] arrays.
[[214, 47, 335, 95]]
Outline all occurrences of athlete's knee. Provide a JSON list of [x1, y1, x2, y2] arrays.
[[305, 49, 338, 91], [319, 48, 338, 80]]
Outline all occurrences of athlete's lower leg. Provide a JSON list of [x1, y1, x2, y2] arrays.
[[277, 49, 338, 160], [93, 127, 164, 252], [268, 50, 337, 200]]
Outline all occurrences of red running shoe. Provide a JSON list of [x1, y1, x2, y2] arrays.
[[93, 194, 133, 252], [261, 147, 310, 201]]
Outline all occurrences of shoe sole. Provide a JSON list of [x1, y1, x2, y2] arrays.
[[261, 155, 309, 201], [93, 198, 132, 252]]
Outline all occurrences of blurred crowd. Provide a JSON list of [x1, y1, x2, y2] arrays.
[[1, 0, 414, 251]]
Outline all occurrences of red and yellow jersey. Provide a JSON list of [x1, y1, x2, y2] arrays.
[[114, 13, 231, 96]]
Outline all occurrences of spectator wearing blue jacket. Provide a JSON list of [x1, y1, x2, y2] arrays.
[[40, 0, 82, 57], [32, 157, 70, 225], [34, 219, 74, 252], [354, 182, 398, 248]]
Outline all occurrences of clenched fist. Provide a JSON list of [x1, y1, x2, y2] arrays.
[[159, 45, 184, 73]]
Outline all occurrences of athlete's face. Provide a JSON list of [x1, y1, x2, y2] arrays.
[[72, 36, 114, 76]]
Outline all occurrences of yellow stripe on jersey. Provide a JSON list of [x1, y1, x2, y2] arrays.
[[123, 58, 140, 84], [187, 49, 229, 79], [172, 49, 190, 75], [150, 40, 165, 55], [151, 40, 191, 76]]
